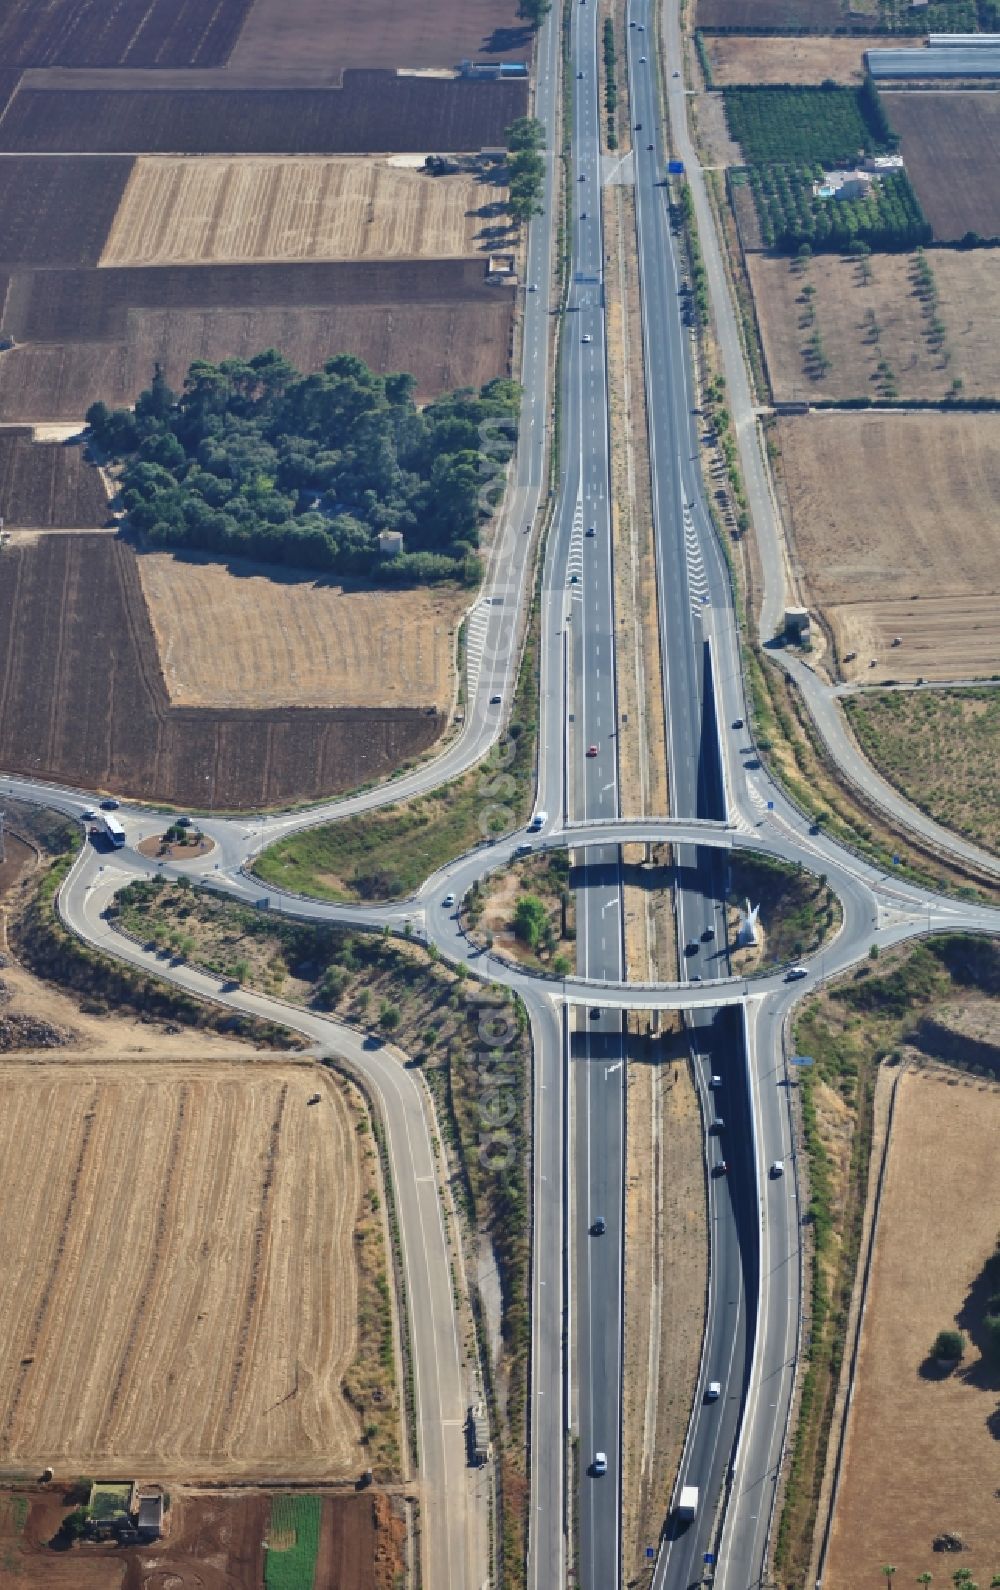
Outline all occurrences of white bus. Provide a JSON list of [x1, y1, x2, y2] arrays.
[[100, 813, 126, 848]]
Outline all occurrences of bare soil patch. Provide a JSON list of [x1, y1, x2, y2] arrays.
[[137, 551, 467, 714], [883, 90, 1000, 241], [690, 91, 742, 167], [750, 248, 1000, 403], [704, 34, 922, 85], [227, 0, 532, 74], [696, 0, 844, 29], [0, 429, 109, 527], [101, 156, 508, 267], [824, 1069, 1000, 1587], [0, 535, 445, 809], [0, 156, 132, 266], [136, 831, 215, 862], [775, 412, 1000, 680], [0, 74, 529, 156], [0, 1058, 362, 1476]]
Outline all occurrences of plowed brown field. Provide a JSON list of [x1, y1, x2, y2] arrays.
[[884, 90, 1000, 242], [101, 156, 506, 266], [0, 1060, 360, 1476], [825, 1069, 1000, 1587], [137, 552, 466, 712], [776, 412, 1000, 681], [0, 156, 133, 266], [0, 259, 513, 417], [0, 74, 529, 155], [0, 429, 109, 526], [228, 0, 530, 73], [0, 0, 251, 68], [0, 535, 445, 807]]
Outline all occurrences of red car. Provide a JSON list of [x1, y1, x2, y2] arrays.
[[586, 744, 598, 757]]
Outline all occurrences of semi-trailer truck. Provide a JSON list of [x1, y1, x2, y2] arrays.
[[677, 1484, 699, 1520]]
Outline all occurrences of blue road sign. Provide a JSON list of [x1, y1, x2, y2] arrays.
[[792, 1055, 815, 1067], [767, 800, 774, 810], [646, 1547, 655, 1560], [704, 1552, 716, 1565], [893, 854, 901, 865], [668, 158, 685, 174]]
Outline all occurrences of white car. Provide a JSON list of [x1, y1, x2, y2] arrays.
[[709, 1074, 722, 1089], [582, 333, 592, 343], [785, 965, 808, 982], [442, 893, 456, 908], [639, 53, 647, 61], [770, 1160, 785, 1178], [593, 1452, 608, 1475], [706, 1382, 721, 1401]]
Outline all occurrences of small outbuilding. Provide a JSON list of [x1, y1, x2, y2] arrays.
[[378, 529, 404, 559], [137, 1494, 164, 1540]]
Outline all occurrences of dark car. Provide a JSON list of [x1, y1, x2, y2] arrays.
[[100, 798, 120, 811], [490, 694, 502, 705], [590, 1216, 607, 1235], [684, 940, 698, 956], [732, 717, 744, 729], [701, 925, 715, 941]]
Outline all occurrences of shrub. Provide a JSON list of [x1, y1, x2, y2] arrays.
[[931, 1328, 964, 1363]]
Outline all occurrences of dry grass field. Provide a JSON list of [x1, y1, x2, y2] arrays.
[[775, 412, 1000, 680], [883, 90, 1000, 241], [101, 156, 506, 267], [750, 248, 1000, 402], [845, 687, 1000, 856], [703, 34, 922, 85], [0, 1059, 362, 1477], [137, 551, 467, 711], [824, 1068, 1000, 1587]]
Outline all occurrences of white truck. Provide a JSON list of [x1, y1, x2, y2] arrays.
[[677, 1484, 699, 1521]]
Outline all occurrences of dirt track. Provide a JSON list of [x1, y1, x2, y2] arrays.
[[825, 1068, 1000, 1586], [101, 156, 507, 266], [138, 551, 467, 712], [0, 1060, 362, 1477]]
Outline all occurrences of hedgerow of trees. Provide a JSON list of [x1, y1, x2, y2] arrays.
[[745, 164, 930, 254], [86, 352, 521, 584], [506, 115, 546, 224], [723, 81, 897, 168]]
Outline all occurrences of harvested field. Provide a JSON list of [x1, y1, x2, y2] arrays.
[[775, 412, 1000, 680], [0, 1059, 361, 1475], [883, 90, 1000, 241], [137, 551, 467, 711], [0, 0, 251, 68], [0, 155, 132, 265], [0, 535, 445, 808], [824, 1068, 1000, 1588], [228, 0, 531, 74], [0, 1488, 401, 1589], [0, 429, 109, 527], [703, 34, 922, 85], [696, 0, 844, 29], [101, 156, 507, 267], [749, 248, 1000, 402], [0, 74, 529, 155]]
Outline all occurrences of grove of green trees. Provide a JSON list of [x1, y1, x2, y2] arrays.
[[745, 164, 930, 255], [723, 82, 897, 169], [86, 352, 521, 584]]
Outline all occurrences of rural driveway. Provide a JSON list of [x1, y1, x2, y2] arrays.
[[58, 848, 486, 1590], [659, 0, 1000, 882]]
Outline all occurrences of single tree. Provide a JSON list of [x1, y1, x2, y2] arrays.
[[931, 1328, 964, 1365], [917, 1575, 932, 1588]]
